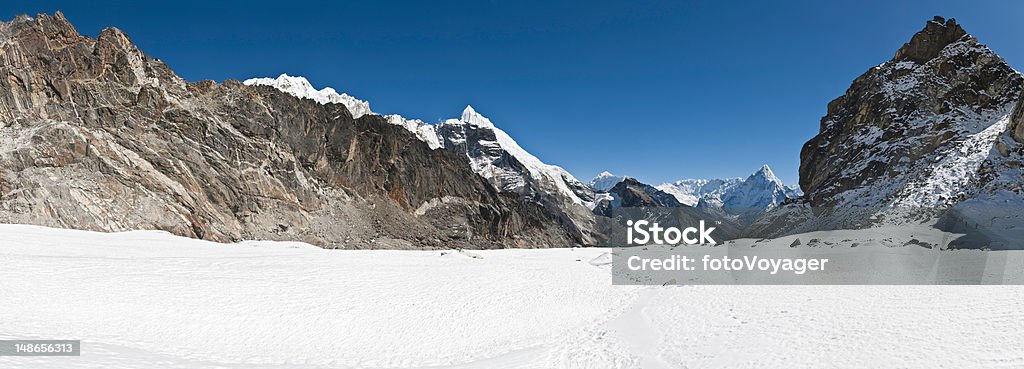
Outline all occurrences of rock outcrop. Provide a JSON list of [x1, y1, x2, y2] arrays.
[[1011, 90, 1024, 143], [893, 16, 968, 63], [0, 13, 577, 248], [799, 16, 1023, 207], [595, 178, 682, 212]]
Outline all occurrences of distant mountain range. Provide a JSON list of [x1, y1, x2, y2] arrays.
[[589, 165, 801, 210], [1, 13, 1022, 248]]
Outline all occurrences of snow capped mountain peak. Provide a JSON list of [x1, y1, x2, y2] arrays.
[[656, 165, 796, 209], [589, 171, 628, 191], [243, 74, 373, 118], [748, 164, 785, 187], [445, 106, 592, 205], [460, 105, 495, 128]]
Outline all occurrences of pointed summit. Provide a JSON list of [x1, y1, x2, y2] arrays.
[[752, 164, 780, 182], [460, 105, 494, 128], [893, 16, 969, 63]]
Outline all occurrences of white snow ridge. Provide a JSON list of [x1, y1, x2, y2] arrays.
[[243, 74, 373, 118]]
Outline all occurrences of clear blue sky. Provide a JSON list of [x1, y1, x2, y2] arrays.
[[4, 1, 1023, 185]]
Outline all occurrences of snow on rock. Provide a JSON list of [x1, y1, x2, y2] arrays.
[[243, 74, 373, 118], [799, 18, 1024, 208], [367, 105, 595, 209], [439, 106, 595, 207], [785, 184, 804, 198], [892, 115, 1010, 207], [589, 171, 628, 191], [384, 114, 443, 149]]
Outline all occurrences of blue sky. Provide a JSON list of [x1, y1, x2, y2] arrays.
[[4, 1, 1024, 185]]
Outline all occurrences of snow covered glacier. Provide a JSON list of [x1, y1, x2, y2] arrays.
[[2, 224, 1022, 369]]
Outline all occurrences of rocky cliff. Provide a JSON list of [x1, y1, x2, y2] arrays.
[[246, 74, 601, 244], [799, 16, 1023, 207], [1011, 90, 1024, 143], [0, 12, 577, 248]]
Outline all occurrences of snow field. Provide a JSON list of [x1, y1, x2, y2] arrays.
[[1, 224, 1023, 368]]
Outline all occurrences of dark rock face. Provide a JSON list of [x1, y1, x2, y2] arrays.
[[799, 16, 1023, 207], [607, 178, 683, 209], [893, 16, 967, 63], [0, 13, 576, 248], [1011, 91, 1024, 143]]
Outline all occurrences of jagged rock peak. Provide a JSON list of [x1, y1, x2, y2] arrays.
[[893, 16, 969, 64], [2, 11, 79, 42]]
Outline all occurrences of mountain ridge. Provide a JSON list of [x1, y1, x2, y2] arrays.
[[243, 75, 601, 243], [591, 165, 800, 209], [0, 12, 578, 248]]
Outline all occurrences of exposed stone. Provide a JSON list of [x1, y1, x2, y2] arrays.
[[799, 16, 1023, 207], [1011, 90, 1024, 143], [0, 13, 577, 248], [893, 16, 967, 64], [606, 178, 683, 209]]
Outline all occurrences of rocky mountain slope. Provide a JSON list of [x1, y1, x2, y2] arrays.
[[247, 75, 600, 243], [0, 12, 577, 249], [799, 16, 1023, 208]]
